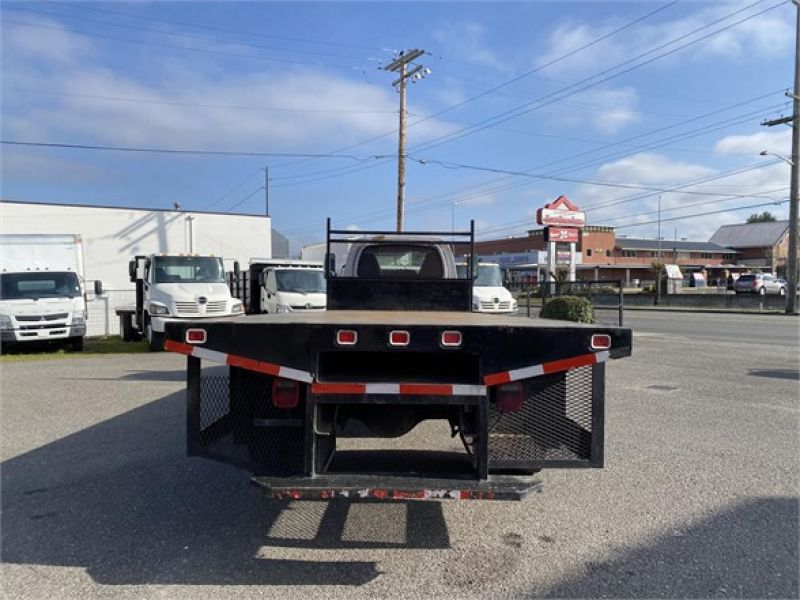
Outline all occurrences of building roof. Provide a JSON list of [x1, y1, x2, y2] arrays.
[[614, 238, 737, 253], [709, 220, 789, 249]]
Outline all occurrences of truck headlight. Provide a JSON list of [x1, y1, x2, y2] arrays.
[[149, 303, 170, 316], [511, 300, 518, 311], [71, 311, 85, 325], [231, 301, 243, 314], [0, 315, 13, 331], [276, 304, 292, 313]]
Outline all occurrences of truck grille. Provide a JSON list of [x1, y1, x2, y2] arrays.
[[487, 365, 596, 466], [289, 304, 326, 310], [480, 301, 511, 310], [206, 301, 228, 313], [16, 313, 69, 322], [175, 302, 200, 314]]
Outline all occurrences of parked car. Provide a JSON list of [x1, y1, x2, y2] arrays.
[[734, 273, 786, 296]]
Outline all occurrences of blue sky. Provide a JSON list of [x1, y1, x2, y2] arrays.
[[0, 1, 794, 252]]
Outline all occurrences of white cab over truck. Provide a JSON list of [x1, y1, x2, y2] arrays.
[[0, 234, 91, 351], [247, 259, 326, 314], [116, 254, 243, 351], [458, 262, 518, 313]]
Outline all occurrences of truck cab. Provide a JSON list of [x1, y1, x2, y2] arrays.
[[457, 262, 518, 313], [248, 259, 326, 314], [118, 254, 243, 350], [0, 234, 88, 351]]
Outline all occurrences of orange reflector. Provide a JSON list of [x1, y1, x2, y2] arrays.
[[336, 329, 358, 346], [496, 382, 524, 412], [441, 330, 462, 347], [272, 378, 300, 409], [389, 330, 410, 346], [591, 334, 611, 350], [185, 328, 207, 344]]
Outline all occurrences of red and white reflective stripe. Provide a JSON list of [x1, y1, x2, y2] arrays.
[[483, 350, 609, 386], [164, 339, 313, 383], [311, 382, 486, 396]]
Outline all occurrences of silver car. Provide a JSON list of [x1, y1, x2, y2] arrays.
[[734, 273, 786, 295]]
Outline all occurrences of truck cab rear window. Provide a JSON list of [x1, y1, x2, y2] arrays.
[[357, 245, 444, 279]]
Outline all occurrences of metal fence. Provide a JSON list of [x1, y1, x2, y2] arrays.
[[86, 289, 135, 337], [511, 279, 624, 326]]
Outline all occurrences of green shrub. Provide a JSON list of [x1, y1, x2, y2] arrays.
[[540, 296, 595, 323]]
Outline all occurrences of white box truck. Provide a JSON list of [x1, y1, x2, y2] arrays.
[[0, 234, 90, 351], [247, 259, 326, 314], [457, 262, 518, 313]]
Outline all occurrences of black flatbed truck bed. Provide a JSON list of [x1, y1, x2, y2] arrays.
[[163, 222, 632, 500]]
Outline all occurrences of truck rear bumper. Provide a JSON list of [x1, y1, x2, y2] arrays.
[[251, 473, 542, 501]]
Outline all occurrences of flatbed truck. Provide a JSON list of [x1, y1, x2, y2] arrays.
[[164, 223, 632, 500]]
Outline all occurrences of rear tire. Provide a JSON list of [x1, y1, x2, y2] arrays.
[[69, 337, 84, 352], [120, 314, 134, 342]]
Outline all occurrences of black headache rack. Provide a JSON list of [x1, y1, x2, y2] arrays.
[[166, 315, 631, 501], [324, 219, 476, 312]]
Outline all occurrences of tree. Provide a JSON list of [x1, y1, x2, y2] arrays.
[[651, 260, 666, 305], [747, 211, 777, 223]]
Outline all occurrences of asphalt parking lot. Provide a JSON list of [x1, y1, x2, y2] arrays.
[[1, 313, 798, 599]]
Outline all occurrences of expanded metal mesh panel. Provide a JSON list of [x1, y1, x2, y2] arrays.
[[488, 366, 595, 464], [196, 371, 305, 475]]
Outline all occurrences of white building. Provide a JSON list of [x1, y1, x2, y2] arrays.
[[1, 199, 274, 335]]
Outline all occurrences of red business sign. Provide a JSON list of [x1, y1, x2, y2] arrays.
[[536, 195, 586, 228], [545, 227, 580, 243]]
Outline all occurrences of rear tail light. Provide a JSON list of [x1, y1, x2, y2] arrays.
[[590, 334, 611, 350], [441, 330, 462, 347], [496, 382, 523, 412], [272, 378, 300, 409], [389, 330, 410, 346], [336, 329, 358, 346], [185, 328, 207, 344]]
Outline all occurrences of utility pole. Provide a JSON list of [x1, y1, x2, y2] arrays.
[[384, 49, 429, 232], [761, 0, 799, 313], [656, 195, 662, 305], [264, 166, 270, 217]]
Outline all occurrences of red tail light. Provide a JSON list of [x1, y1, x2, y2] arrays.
[[272, 378, 300, 408], [185, 328, 207, 344], [336, 329, 358, 346], [389, 330, 410, 346], [496, 382, 523, 412], [590, 334, 611, 350], [441, 330, 462, 347]]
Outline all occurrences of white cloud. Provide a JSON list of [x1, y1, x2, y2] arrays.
[[573, 150, 789, 241], [535, 2, 793, 76], [0, 20, 457, 153], [714, 129, 792, 156], [1, 16, 91, 65], [431, 21, 504, 71]]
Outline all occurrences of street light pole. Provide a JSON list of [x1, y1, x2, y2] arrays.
[[451, 201, 458, 233]]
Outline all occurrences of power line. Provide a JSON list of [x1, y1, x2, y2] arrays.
[[2, 18, 368, 71], [0, 140, 384, 159], [4, 87, 400, 115], [7, 5, 372, 62], [269, 1, 782, 186], [202, 168, 264, 210], [613, 198, 789, 229], [227, 186, 264, 212], [50, 0, 383, 52]]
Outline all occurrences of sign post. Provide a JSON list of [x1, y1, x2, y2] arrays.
[[537, 195, 585, 289]]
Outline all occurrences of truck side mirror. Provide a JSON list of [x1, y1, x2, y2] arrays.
[[233, 261, 241, 278], [325, 253, 336, 277], [94, 280, 104, 296], [128, 260, 136, 282]]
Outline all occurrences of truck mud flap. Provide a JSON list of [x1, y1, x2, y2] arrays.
[[487, 363, 604, 470], [187, 357, 307, 474]]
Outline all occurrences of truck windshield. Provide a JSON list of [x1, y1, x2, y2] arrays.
[[152, 256, 224, 283], [0, 272, 81, 300], [276, 270, 326, 293], [455, 263, 503, 286], [475, 264, 503, 287]]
